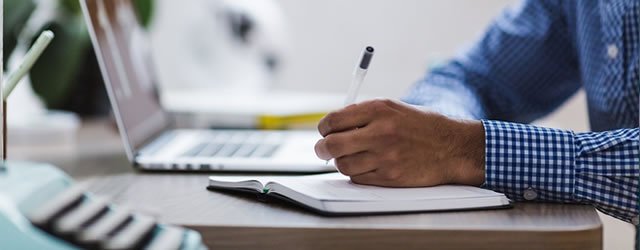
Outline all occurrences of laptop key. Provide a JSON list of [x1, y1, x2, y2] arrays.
[[214, 144, 241, 157], [261, 145, 280, 158], [245, 132, 266, 143], [229, 132, 250, 142], [181, 143, 208, 157], [232, 144, 258, 158], [212, 131, 233, 143], [198, 143, 223, 157], [252, 144, 280, 158], [264, 132, 285, 144]]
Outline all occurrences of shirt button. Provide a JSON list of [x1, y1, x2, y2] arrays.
[[523, 187, 538, 201], [607, 44, 619, 59]]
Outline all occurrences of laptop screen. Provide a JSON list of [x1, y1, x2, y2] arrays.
[[81, 0, 170, 159]]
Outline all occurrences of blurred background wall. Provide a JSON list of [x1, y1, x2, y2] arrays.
[[271, 0, 589, 132], [4, 0, 589, 131]]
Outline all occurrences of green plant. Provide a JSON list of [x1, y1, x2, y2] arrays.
[[3, 0, 153, 112]]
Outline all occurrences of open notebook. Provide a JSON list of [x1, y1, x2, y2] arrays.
[[207, 173, 512, 215]]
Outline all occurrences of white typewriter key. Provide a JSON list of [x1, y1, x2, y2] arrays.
[[54, 197, 109, 234], [27, 185, 87, 226], [144, 226, 185, 250], [77, 207, 131, 244], [102, 214, 156, 250]]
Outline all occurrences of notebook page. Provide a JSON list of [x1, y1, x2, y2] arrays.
[[272, 173, 503, 201], [208, 176, 275, 191], [209, 176, 273, 185]]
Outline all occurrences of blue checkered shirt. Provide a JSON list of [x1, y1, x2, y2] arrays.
[[403, 0, 639, 223]]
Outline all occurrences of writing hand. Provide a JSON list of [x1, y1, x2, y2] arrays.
[[315, 99, 485, 187]]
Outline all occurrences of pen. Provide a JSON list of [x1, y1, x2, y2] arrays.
[[344, 46, 375, 105], [3, 30, 55, 100], [328, 46, 375, 165]]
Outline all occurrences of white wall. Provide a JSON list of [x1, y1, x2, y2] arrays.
[[150, 0, 589, 130], [274, 0, 514, 97], [272, 0, 592, 132]]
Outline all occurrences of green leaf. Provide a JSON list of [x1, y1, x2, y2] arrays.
[[59, 0, 81, 14], [3, 0, 36, 67], [133, 0, 154, 27], [29, 16, 90, 107], [6, 0, 155, 108]]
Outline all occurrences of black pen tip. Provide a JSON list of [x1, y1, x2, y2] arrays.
[[359, 46, 375, 69]]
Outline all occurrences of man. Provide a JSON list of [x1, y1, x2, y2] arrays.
[[314, 0, 639, 224]]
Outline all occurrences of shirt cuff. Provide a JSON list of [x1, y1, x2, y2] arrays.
[[481, 120, 577, 203]]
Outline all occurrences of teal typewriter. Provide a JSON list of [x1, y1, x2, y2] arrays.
[[0, 161, 207, 250]]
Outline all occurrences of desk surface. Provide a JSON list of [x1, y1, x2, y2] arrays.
[[12, 120, 603, 250]]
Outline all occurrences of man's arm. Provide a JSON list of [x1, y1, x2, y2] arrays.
[[315, 100, 640, 223], [401, 0, 640, 222], [403, 0, 580, 122], [315, 0, 640, 223]]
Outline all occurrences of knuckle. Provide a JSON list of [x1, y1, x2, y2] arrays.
[[334, 158, 353, 175], [385, 121, 399, 133], [381, 168, 402, 181], [380, 98, 396, 107], [378, 121, 399, 139], [314, 140, 327, 158], [320, 112, 338, 135], [370, 100, 387, 112], [313, 140, 321, 152], [359, 99, 390, 119], [385, 150, 402, 163], [323, 135, 343, 157], [361, 99, 378, 106], [369, 98, 396, 110], [350, 176, 366, 185]]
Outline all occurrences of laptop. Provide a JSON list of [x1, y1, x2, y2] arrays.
[[80, 0, 335, 172]]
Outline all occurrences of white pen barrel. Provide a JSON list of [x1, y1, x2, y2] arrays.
[[344, 69, 368, 105], [343, 46, 374, 106]]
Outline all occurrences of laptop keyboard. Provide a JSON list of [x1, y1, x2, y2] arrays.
[[181, 131, 283, 158]]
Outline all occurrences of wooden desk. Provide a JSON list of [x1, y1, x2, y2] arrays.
[[11, 120, 603, 250]]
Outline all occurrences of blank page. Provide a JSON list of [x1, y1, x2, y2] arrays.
[[268, 173, 503, 202]]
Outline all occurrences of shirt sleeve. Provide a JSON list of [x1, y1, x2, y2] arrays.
[[402, 0, 580, 122], [482, 120, 640, 223]]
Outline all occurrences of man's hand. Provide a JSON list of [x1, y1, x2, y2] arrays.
[[315, 99, 486, 187]]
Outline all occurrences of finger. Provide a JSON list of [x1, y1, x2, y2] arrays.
[[314, 127, 374, 160], [348, 170, 392, 187], [334, 151, 378, 176], [318, 102, 379, 137]]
